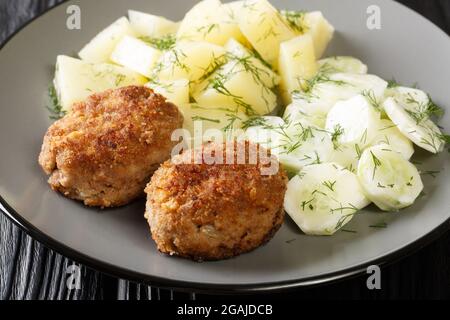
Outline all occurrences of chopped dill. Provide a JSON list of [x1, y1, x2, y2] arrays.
[[241, 116, 268, 130], [191, 116, 221, 123], [322, 180, 337, 192], [139, 34, 176, 51], [369, 221, 388, 229], [280, 10, 308, 33], [301, 198, 315, 211], [387, 78, 400, 88], [362, 89, 381, 111], [197, 23, 219, 36], [331, 125, 344, 149], [114, 73, 126, 86], [370, 151, 382, 180], [420, 170, 441, 178], [46, 84, 65, 120]]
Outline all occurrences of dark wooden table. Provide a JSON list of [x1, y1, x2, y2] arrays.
[[1, 0, 449, 300]]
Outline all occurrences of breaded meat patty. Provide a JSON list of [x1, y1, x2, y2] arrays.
[[144, 141, 288, 261], [39, 86, 183, 208]]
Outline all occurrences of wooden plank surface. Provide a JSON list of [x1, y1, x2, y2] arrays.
[[0, 0, 449, 300]]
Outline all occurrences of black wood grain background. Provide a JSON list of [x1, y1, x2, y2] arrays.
[[1, 0, 449, 300]]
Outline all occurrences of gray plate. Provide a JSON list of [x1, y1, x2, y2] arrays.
[[1, 0, 449, 293]]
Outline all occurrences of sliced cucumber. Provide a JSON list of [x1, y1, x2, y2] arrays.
[[292, 73, 387, 121], [329, 143, 361, 173], [383, 97, 444, 153], [245, 116, 286, 150], [318, 56, 368, 74], [274, 120, 334, 173], [372, 119, 414, 160], [357, 145, 423, 211], [326, 95, 381, 148], [284, 103, 327, 128], [284, 163, 370, 235]]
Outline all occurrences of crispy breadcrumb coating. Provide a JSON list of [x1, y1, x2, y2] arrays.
[[39, 86, 183, 207], [145, 141, 288, 261]]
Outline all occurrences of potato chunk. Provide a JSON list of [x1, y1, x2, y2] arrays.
[[110, 36, 161, 77], [235, 0, 296, 68], [278, 34, 318, 104], [303, 11, 334, 58], [193, 59, 277, 116], [177, 0, 247, 46], [79, 17, 134, 63], [179, 103, 248, 143], [54, 55, 146, 111], [128, 10, 179, 37], [225, 38, 279, 88], [281, 10, 334, 59], [146, 79, 190, 106], [153, 41, 226, 84]]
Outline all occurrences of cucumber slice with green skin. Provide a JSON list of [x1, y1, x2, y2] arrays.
[[284, 163, 370, 236], [372, 119, 414, 160], [383, 97, 444, 153], [326, 95, 381, 149], [357, 145, 423, 211], [318, 56, 368, 74]]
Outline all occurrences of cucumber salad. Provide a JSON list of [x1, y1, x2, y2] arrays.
[[49, 0, 450, 236]]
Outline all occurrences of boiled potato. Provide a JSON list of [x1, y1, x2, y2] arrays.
[[54, 55, 146, 111], [278, 34, 318, 104], [146, 78, 190, 106], [79, 17, 134, 63], [177, 0, 247, 46], [193, 59, 278, 116], [222, 1, 252, 47], [128, 10, 179, 37], [235, 0, 296, 68], [180, 103, 248, 143], [225, 38, 279, 88], [110, 36, 161, 77], [154, 41, 226, 83], [303, 11, 334, 59]]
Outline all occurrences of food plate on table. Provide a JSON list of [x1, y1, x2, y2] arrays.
[[0, 0, 449, 293]]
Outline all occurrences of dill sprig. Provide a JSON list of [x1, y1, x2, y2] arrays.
[[196, 23, 219, 37], [280, 10, 308, 33], [362, 89, 381, 111], [241, 116, 269, 130], [403, 93, 444, 125], [420, 170, 441, 178], [191, 116, 220, 123], [293, 72, 348, 102], [387, 78, 400, 88], [322, 180, 337, 192], [370, 151, 382, 180], [46, 84, 65, 120], [369, 221, 388, 229], [139, 34, 176, 51], [330, 125, 344, 149]]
